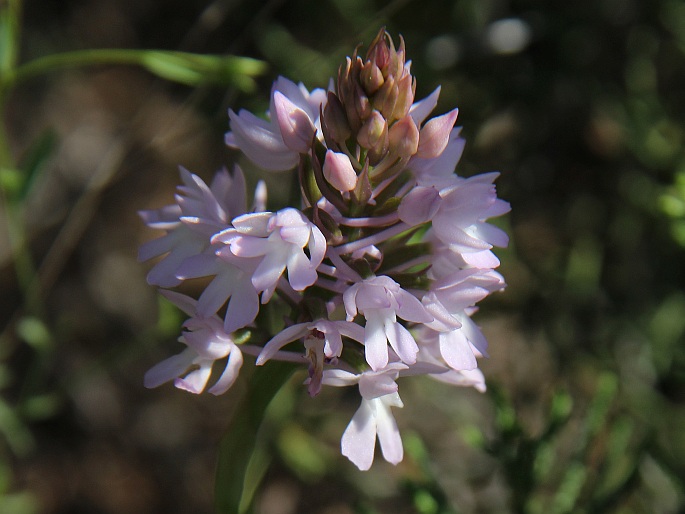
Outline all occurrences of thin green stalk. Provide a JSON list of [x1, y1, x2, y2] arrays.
[[2, 48, 267, 95], [0, 0, 22, 76]]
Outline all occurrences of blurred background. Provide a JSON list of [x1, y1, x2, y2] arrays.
[[2, 0, 685, 512]]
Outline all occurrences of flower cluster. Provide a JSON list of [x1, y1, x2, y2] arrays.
[[140, 29, 509, 470]]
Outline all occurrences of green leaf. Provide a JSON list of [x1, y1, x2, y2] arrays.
[[214, 361, 297, 514], [137, 51, 267, 91], [9, 50, 267, 93]]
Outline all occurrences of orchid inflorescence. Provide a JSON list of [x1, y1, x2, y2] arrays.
[[139, 29, 509, 470]]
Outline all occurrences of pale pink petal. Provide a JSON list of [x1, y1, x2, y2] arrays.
[[398, 186, 441, 226], [144, 348, 195, 388], [341, 400, 377, 471], [364, 314, 389, 371], [375, 395, 404, 465], [257, 323, 309, 365], [138, 204, 181, 229], [196, 273, 233, 317], [395, 289, 433, 323], [358, 373, 398, 399], [472, 222, 510, 248], [273, 91, 316, 153], [158, 290, 198, 317], [431, 368, 486, 392], [409, 86, 441, 125], [459, 315, 489, 357], [417, 108, 459, 159], [229, 236, 271, 258], [335, 322, 366, 346], [286, 250, 318, 291], [439, 330, 478, 370], [308, 225, 327, 268], [432, 218, 492, 250], [343, 284, 360, 320], [208, 348, 244, 395], [385, 321, 418, 365], [231, 212, 272, 235], [175, 252, 218, 280], [321, 368, 359, 387], [223, 277, 259, 333], [462, 250, 501, 269], [423, 294, 462, 331], [174, 362, 212, 394], [228, 109, 298, 171], [251, 250, 288, 293]]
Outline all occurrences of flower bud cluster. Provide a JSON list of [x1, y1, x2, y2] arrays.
[[140, 29, 509, 470]]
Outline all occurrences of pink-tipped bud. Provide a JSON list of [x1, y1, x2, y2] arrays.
[[273, 91, 316, 153], [366, 29, 392, 73], [388, 115, 420, 159], [323, 150, 358, 192], [417, 108, 459, 159], [357, 110, 388, 151]]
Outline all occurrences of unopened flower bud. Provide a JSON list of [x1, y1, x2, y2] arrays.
[[366, 30, 392, 74], [372, 75, 397, 120], [361, 61, 384, 95], [417, 108, 459, 159], [322, 92, 352, 146], [388, 115, 419, 159], [353, 83, 372, 123], [392, 73, 415, 121], [323, 150, 358, 192], [357, 110, 387, 151], [273, 91, 316, 153]]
